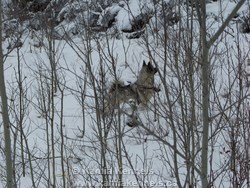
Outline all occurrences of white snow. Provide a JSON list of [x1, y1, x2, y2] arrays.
[[0, 0, 250, 187]]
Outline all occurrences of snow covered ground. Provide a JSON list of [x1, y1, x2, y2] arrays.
[[0, 0, 250, 187]]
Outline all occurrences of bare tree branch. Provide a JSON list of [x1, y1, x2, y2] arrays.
[[208, 0, 246, 47]]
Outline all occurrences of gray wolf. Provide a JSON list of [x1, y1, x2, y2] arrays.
[[104, 61, 159, 114]]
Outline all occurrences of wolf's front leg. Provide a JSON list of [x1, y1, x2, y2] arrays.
[[126, 100, 140, 127]]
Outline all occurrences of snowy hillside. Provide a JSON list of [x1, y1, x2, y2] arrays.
[[0, 0, 250, 187]]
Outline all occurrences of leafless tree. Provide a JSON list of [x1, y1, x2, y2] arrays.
[[0, 0, 13, 187]]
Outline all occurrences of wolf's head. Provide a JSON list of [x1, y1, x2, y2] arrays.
[[142, 61, 158, 74], [136, 61, 158, 86]]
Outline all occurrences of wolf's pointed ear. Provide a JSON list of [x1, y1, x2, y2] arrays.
[[148, 61, 153, 69], [143, 60, 147, 66]]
